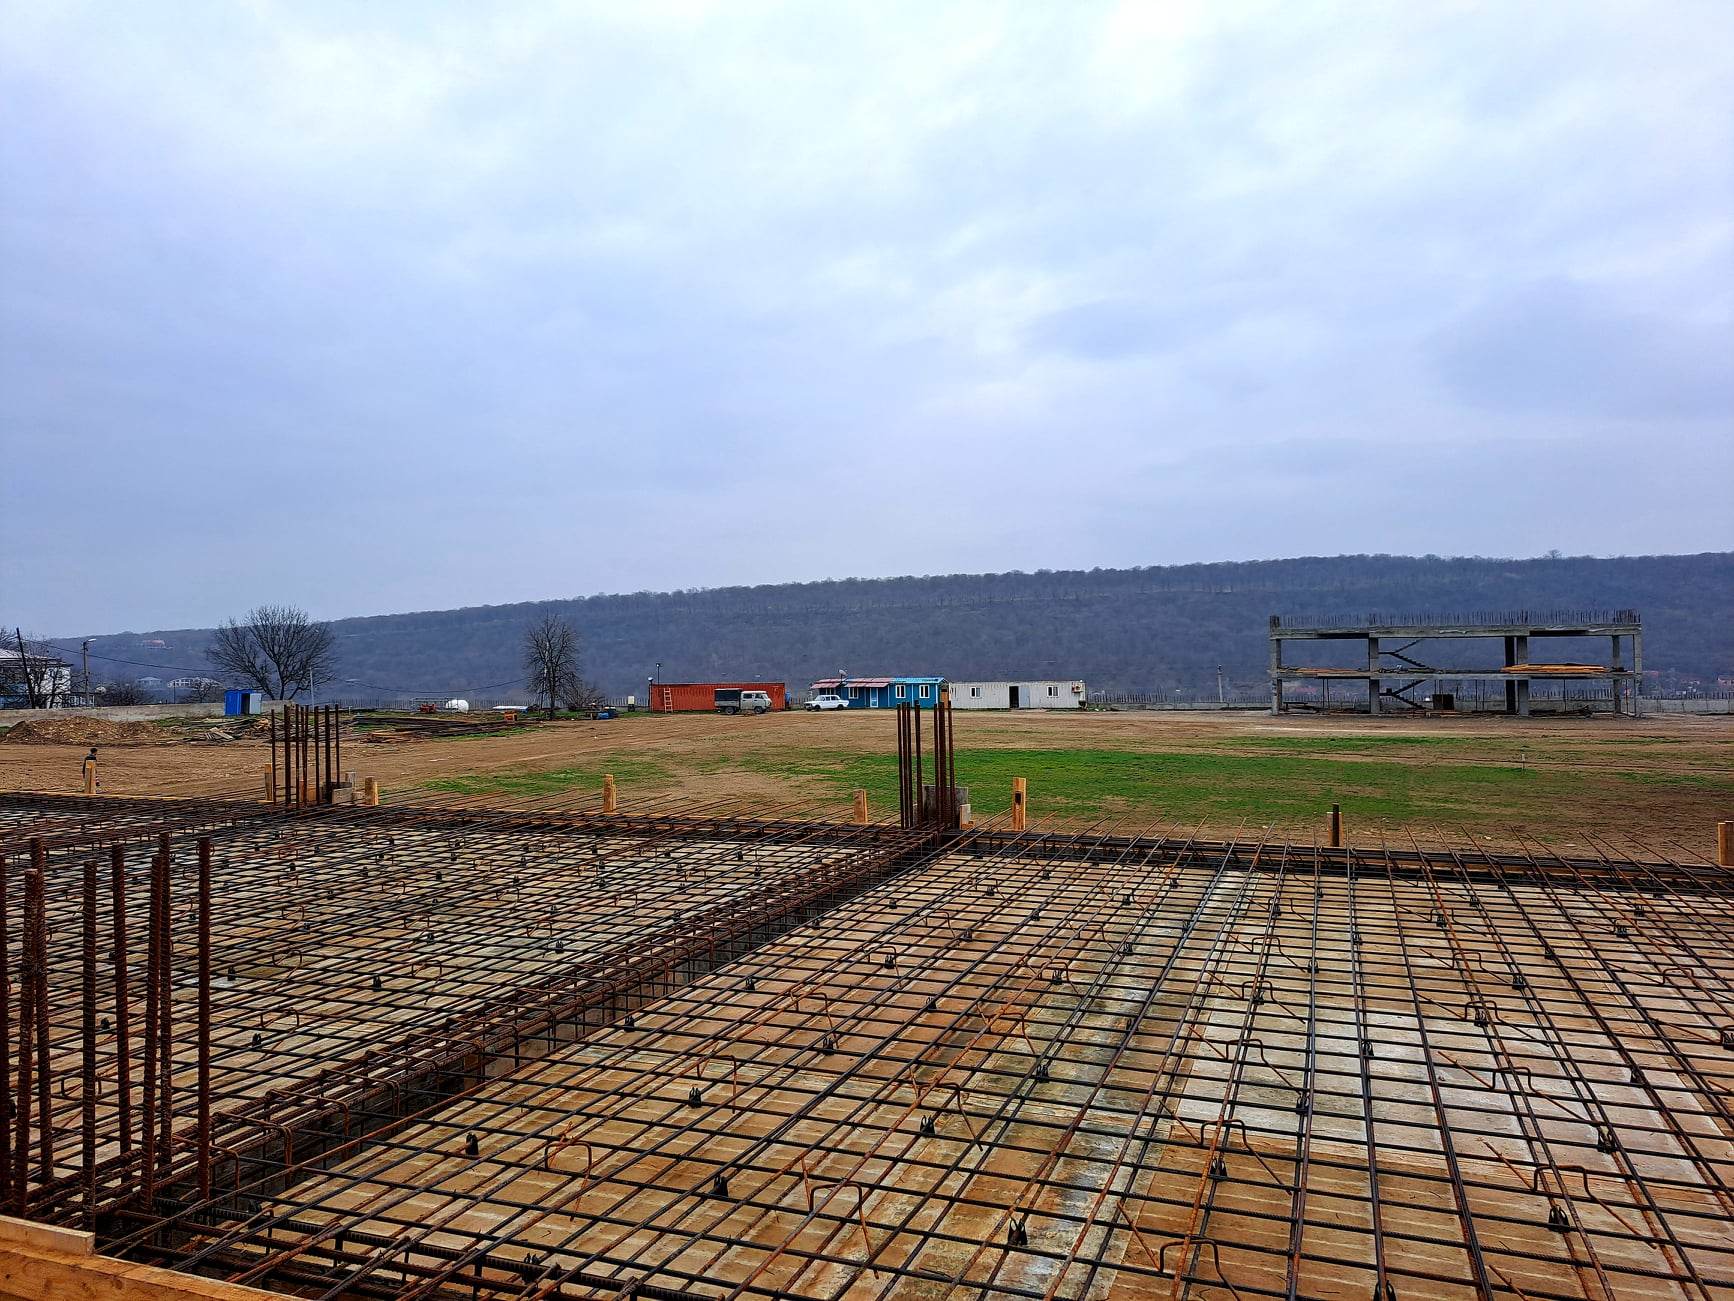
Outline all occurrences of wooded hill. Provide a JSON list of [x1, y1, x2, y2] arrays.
[[67, 552, 1734, 702]]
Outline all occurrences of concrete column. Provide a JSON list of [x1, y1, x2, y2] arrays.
[[1515, 634, 1530, 717], [1503, 635, 1518, 714], [1367, 637, 1380, 715], [1268, 618, 1283, 714], [1610, 635, 1623, 714], [1632, 630, 1643, 718]]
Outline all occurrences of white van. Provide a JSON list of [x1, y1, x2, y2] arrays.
[[715, 689, 772, 715]]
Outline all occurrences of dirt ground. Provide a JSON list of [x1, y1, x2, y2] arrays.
[[3, 707, 1728, 855]]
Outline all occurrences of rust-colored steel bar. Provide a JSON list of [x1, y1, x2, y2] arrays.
[[895, 704, 908, 828], [906, 702, 918, 829], [896, 703, 906, 828], [156, 831, 173, 1179], [268, 714, 277, 806], [28, 846, 51, 1188], [0, 846, 10, 1192], [81, 858, 98, 1221], [9, 854, 34, 1212], [912, 698, 922, 828], [139, 839, 159, 1206], [333, 704, 342, 793], [109, 843, 133, 1156], [197, 836, 212, 1199]]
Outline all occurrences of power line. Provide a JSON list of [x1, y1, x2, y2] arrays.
[[41, 642, 526, 697]]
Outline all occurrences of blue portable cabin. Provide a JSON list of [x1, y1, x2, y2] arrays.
[[809, 675, 947, 709], [223, 689, 263, 716]]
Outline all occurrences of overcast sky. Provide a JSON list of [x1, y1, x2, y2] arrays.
[[3, 2, 1731, 635]]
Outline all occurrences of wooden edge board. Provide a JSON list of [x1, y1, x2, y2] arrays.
[[0, 1215, 286, 1301]]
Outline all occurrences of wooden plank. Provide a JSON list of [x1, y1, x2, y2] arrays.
[[0, 1214, 287, 1301]]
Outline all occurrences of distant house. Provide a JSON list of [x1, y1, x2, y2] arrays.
[[951, 680, 1087, 709], [808, 675, 945, 709], [168, 676, 224, 701], [0, 647, 73, 708]]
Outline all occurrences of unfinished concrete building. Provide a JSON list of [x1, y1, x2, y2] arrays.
[[2, 700, 1731, 1301], [1268, 611, 1644, 716]]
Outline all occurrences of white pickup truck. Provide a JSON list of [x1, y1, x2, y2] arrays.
[[715, 689, 772, 715]]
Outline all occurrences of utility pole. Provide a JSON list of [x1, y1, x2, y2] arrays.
[[1216, 664, 1225, 706], [14, 627, 40, 710]]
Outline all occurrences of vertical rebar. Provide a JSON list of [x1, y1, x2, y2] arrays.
[[0, 850, 10, 1195], [81, 858, 98, 1222], [912, 699, 923, 825], [333, 703, 343, 795], [10, 854, 33, 1212], [156, 832, 173, 1178], [269, 713, 278, 804], [110, 843, 133, 1156], [895, 705, 905, 827], [28, 846, 51, 1187], [196, 836, 212, 1200], [140, 841, 159, 1205]]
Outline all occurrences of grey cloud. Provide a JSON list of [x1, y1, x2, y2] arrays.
[[1435, 279, 1734, 421], [2, 2, 1731, 634]]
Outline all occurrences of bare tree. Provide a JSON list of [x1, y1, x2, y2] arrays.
[[523, 615, 580, 718], [176, 678, 226, 704], [559, 677, 609, 714], [207, 604, 336, 700], [99, 679, 148, 706], [4, 628, 73, 708]]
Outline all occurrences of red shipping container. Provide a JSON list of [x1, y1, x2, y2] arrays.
[[649, 682, 787, 713]]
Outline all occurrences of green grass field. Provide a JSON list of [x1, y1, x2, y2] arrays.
[[421, 754, 669, 799], [417, 736, 1729, 838], [743, 746, 1697, 829]]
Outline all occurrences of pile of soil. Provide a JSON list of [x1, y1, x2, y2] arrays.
[[0, 716, 168, 746]]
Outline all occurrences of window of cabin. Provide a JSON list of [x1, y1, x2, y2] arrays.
[[970, 687, 981, 697], [1048, 685, 1058, 695], [919, 684, 932, 699], [895, 684, 907, 699]]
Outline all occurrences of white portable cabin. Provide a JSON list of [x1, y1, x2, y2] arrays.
[[950, 680, 1086, 709]]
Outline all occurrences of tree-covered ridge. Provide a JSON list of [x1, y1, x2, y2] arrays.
[[65, 553, 1734, 701]]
